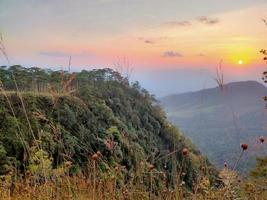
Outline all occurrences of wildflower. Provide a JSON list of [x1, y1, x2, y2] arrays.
[[179, 181, 185, 186], [115, 166, 119, 171], [162, 189, 168, 193], [148, 164, 155, 171], [123, 189, 129, 196], [241, 143, 248, 151], [26, 171, 32, 177], [96, 150, 102, 157], [182, 148, 188, 156], [64, 161, 72, 168], [259, 136, 265, 143], [163, 173, 167, 180], [91, 153, 98, 161], [164, 163, 168, 170], [105, 139, 114, 151]]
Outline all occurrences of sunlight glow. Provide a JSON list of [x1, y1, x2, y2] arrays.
[[238, 59, 243, 65]]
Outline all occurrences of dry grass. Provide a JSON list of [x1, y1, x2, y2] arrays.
[[0, 33, 267, 200]]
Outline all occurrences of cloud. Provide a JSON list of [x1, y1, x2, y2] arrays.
[[197, 16, 219, 25], [198, 53, 205, 57], [162, 51, 183, 57], [163, 20, 191, 27], [162, 17, 219, 28], [138, 37, 154, 44], [144, 39, 154, 44], [138, 36, 172, 45], [39, 50, 92, 58]]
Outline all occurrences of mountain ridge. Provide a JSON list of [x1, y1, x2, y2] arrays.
[[161, 81, 266, 104], [160, 80, 267, 172]]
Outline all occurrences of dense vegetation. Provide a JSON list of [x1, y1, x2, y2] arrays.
[[0, 65, 266, 199], [0, 65, 220, 199]]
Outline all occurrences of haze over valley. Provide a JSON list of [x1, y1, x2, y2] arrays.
[[1, 0, 267, 199]]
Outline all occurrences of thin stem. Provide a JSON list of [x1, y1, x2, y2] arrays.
[[149, 170, 153, 200], [232, 150, 244, 172], [93, 160, 96, 200]]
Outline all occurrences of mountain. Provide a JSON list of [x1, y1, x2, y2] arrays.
[[161, 81, 267, 172], [0, 66, 219, 196]]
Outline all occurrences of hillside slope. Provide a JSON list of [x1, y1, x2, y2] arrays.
[[161, 81, 267, 172], [0, 66, 218, 196]]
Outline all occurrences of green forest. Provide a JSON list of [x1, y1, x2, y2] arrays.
[[0, 65, 223, 199]]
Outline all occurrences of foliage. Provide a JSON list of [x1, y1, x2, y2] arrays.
[[0, 67, 220, 199]]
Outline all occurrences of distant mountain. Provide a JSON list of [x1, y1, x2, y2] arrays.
[[161, 81, 267, 172]]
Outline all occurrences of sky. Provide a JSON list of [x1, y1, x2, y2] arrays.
[[1, 0, 267, 97]]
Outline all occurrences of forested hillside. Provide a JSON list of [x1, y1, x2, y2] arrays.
[[0, 65, 219, 199]]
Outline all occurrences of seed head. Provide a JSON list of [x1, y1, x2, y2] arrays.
[[64, 161, 72, 168], [115, 166, 120, 172], [179, 181, 185, 186], [182, 148, 188, 156], [148, 164, 155, 171], [96, 150, 102, 157], [91, 153, 98, 161], [259, 136, 265, 143], [241, 143, 248, 151], [164, 164, 168, 170], [162, 189, 168, 193]]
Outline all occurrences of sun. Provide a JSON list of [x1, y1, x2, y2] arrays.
[[238, 59, 243, 65]]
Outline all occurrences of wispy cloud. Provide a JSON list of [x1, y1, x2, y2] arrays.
[[196, 16, 219, 25], [162, 16, 219, 28], [138, 36, 170, 44], [198, 53, 205, 57], [162, 51, 183, 57], [163, 20, 192, 27], [138, 37, 155, 44], [144, 39, 155, 44]]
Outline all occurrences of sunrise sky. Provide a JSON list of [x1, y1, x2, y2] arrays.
[[1, 0, 267, 96]]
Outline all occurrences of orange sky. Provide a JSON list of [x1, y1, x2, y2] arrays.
[[1, 0, 267, 96]]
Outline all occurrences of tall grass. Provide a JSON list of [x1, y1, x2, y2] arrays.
[[0, 33, 266, 199]]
